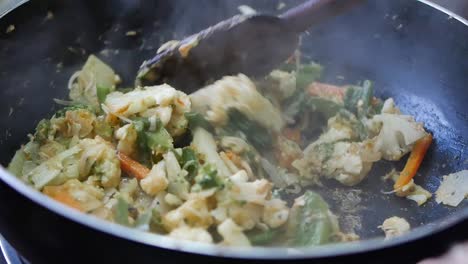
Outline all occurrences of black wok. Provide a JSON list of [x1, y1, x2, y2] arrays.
[[0, 0, 467, 263]]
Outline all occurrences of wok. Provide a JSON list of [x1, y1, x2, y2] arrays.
[[0, 0, 467, 263]]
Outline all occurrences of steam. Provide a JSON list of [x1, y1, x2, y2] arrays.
[[1, 0, 466, 161]]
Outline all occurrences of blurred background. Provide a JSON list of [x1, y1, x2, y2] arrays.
[[431, 0, 468, 18]]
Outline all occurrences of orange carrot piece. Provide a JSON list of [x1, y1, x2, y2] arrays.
[[118, 152, 151, 180], [308, 82, 345, 101], [394, 134, 433, 190], [43, 186, 83, 212]]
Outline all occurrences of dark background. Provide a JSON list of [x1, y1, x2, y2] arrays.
[[431, 0, 468, 18], [0, 0, 467, 263]]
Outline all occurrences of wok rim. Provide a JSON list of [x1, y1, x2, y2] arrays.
[[1, 164, 467, 259], [0, 0, 467, 260]]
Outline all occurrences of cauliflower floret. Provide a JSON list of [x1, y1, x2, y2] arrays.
[[262, 198, 289, 228], [211, 206, 228, 224], [163, 197, 213, 231], [166, 92, 191, 136], [104, 84, 191, 136], [217, 218, 251, 247], [212, 170, 280, 230], [324, 142, 374, 186], [225, 203, 263, 230], [115, 124, 137, 156], [324, 115, 359, 142], [43, 179, 104, 212], [228, 170, 272, 205], [140, 160, 169, 196], [169, 226, 213, 243], [214, 175, 286, 230], [293, 114, 360, 183], [267, 70, 296, 99], [294, 137, 380, 186], [275, 135, 302, 169], [381, 98, 401, 115], [379, 216, 410, 239], [165, 193, 183, 207], [78, 136, 121, 188], [371, 113, 427, 161], [190, 74, 284, 132]]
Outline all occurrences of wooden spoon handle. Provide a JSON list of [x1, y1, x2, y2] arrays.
[[280, 0, 365, 32]]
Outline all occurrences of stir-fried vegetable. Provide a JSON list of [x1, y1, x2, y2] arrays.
[[69, 55, 119, 110], [115, 197, 131, 226], [222, 109, 273, 150], [179, 147, 200, 182], [287, 191, 335, 246], [185, 111, 212, 131], [371, 113, 427, 161], [94, 117, 114, 141], [54, 104, 95, 118], [118, 152, 150, 180], [308, 82, 344, 102], [193, 164, 223, 191], [394, 134, 433, 191], [133, 117, 174, 164], [97, 85, 111, 104], [7, 149, 26, 177], [246, 228, 281, 245], [27, 146, 82, 189], [344, 80, 374, 118], [191, 127, 232, 178], [43, 184, 84, 212], [7, 52, 435, 248], [308, 97, 343, 120], [295, 63, 323, 90], [43, 179, 104, 212], [189, 74, 284, 132]]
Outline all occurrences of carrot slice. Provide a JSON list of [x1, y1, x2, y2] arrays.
[[118, 152, 151, 180], [394, 134, 433, 190], [308, 82, 345, 102], [43, 186, 83, 212]]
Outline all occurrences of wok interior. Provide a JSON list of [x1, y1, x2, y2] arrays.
[[0, 0, 467, 243]]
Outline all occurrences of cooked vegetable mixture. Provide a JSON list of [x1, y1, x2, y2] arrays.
[[8, 54, 432, 247]]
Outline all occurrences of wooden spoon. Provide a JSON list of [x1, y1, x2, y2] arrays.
[[136, 0, 364, 91]]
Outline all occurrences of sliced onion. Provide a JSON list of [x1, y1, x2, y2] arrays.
[[53, 98, 75, 106], [67, 71, 82, 90], [101, 104, 133, 124]]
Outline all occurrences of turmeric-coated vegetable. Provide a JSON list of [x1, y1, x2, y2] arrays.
[[43, 186, 83, 212], [118, 152, 150, 180], [394, 134, 433, 190]]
